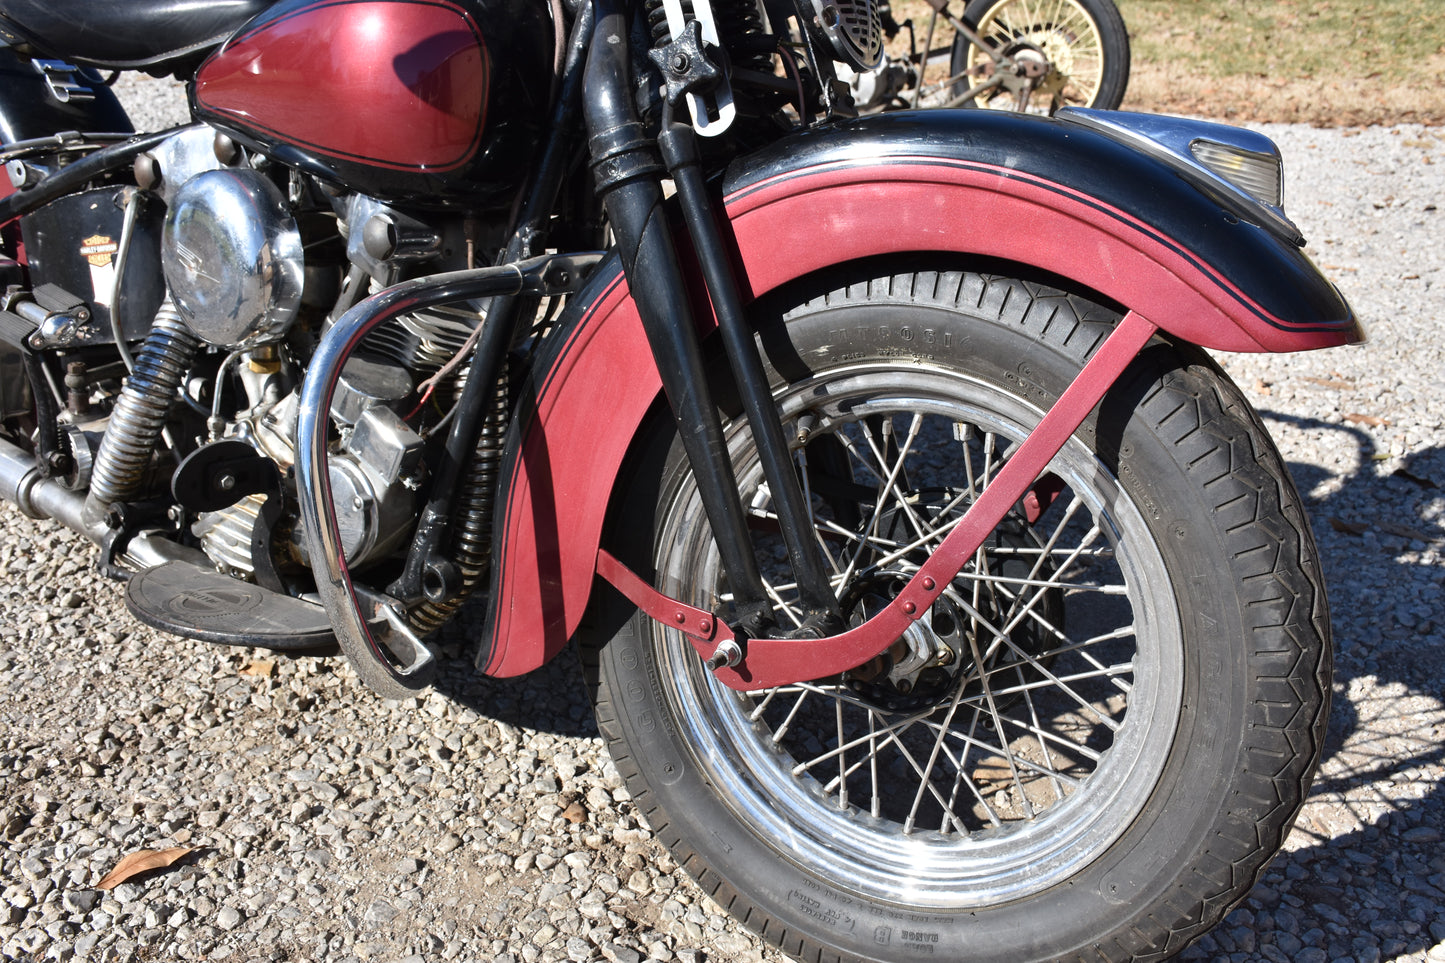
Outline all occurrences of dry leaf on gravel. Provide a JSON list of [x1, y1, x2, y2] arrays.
[[96, 847, 196, 890], [239, 660, 275, 677], [1344, 413, 1391, 427], [1329, 518, 1370, 536], [1378, 522, 1434, 543]]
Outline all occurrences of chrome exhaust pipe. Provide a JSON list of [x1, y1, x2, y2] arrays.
[[0, 436, 90, 530], [0, 436, 207, 570]]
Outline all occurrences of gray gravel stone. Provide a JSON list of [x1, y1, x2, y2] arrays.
[[60, 889, 98, 915]]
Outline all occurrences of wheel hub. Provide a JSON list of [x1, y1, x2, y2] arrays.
[[838, 491, 1064, 714], [841, 572, 968, 712]]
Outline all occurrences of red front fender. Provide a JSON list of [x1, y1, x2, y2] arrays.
[[475, 127, 1359, 678]]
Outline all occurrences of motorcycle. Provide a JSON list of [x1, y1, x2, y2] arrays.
[[0, 0, 1359, 959], [846, 0, 1130, 115]]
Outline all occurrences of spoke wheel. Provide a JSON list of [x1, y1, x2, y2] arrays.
[[949, 0, 1130, 113], [660, 367, 1178, 906], [588, 266, 1329, 962]]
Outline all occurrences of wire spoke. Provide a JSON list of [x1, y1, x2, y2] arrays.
[[914, 706, 1094, 784], [790, 703, 942, 774], [759, 575, 807, 629], [661, 368, 1172, 902], [948, 585, 1126, 732], [862, 414, 934, 544], [1020, 680, 1067, 802], [939, 705, 1002, 830], [830, 423, 921, 582], [879, 723, 976, 836], [794, 445, 846, 577], [770, 688, 812, 744]]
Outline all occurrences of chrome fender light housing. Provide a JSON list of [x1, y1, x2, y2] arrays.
[[1056, 107, 1304, 247]]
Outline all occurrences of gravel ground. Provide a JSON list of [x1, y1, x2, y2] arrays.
[[1, 80, 1443, 963]]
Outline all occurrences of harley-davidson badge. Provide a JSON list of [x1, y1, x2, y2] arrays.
[[80, 234, 119, 267]]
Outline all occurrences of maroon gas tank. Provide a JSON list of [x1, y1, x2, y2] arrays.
[[193, 0, 552, 208]]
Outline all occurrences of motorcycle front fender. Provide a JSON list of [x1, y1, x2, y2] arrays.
[[474, 108, 1360, 678]]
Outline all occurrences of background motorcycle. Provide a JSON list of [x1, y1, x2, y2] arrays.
[[0, 0, 1358, 959], [845, 0, 1130, 114]]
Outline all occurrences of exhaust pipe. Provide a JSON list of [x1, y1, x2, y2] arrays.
[[0, 436, 207, 570], [0, 437, 89, 530]]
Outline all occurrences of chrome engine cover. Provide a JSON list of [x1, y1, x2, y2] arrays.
[[194, 383, 424, 579], [161, 168, 304, 349]]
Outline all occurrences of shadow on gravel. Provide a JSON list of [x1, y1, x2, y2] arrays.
[[1265, 409, 1445, 779], [1176, 410, 1445, 960], [428, 603, 600, 741]]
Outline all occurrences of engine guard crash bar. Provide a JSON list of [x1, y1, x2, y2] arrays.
[[295, 253, 603, 681], [597, 309, 1159, 692]]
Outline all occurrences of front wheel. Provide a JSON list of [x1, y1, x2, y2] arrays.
[[949, 0, 1130, 113], [588, 266, 1329, 962]]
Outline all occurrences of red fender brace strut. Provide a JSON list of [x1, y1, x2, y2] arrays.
[[597, 310, 1159, 691]]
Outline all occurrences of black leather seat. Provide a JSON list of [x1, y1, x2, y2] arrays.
[[0, 0, 273, 72]]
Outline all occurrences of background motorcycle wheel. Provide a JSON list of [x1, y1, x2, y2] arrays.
[[585, 264, 1329, 962], [948, 0, 1130, 113]]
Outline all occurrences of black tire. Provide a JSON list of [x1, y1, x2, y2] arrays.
[[586, 265, 1329, 962], [948, 0, 1130, 113]]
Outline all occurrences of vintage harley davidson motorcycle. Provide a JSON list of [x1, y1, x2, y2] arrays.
[[0, 0, 1359, 958]]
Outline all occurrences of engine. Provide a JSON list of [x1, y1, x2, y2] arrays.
[[2, 0, 819, 615], [45, 126, 498, 594]]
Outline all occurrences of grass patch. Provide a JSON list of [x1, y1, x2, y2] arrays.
[[1118, 0, 1445, 124], [1124, 0, 1442, 85]]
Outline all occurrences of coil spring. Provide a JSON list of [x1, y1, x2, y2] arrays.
[[408, 361, 508, 633], [87, 302, 200, 511], [646, 0, 773, 74], [646, 0, 674, 47]]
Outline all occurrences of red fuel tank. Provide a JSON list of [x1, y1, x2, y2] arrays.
[[193, 0, 552, 207]]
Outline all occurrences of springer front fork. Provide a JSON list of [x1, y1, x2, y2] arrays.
[[583, 0, 844, 659], [580, 0, 1160, 687]]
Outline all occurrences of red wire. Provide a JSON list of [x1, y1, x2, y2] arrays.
[[405, 384, 436, 421]]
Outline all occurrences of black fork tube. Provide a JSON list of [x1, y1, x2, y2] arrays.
[[658, 117, 839, 627], [583, 0, 773, 635], [392, 293, 523, 603]]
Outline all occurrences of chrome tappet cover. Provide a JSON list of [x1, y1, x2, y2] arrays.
[[161, 168, 304, 349]]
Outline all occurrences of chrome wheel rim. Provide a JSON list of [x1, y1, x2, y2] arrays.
[[651, 362, 1183, 908]]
